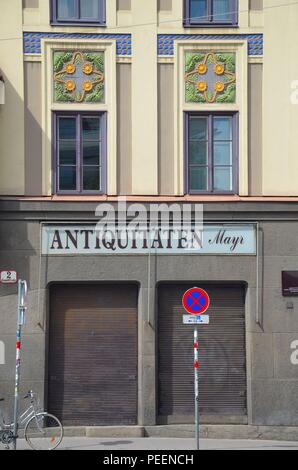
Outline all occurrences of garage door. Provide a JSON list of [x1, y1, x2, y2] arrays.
[[48, 284, 138, 426], [158, 284, 246, 422]]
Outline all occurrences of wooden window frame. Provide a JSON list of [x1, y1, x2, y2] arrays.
[[183, 0, 238, 27], [50, 0, 106, 26], [53, 111, 107, 195], [184, 111, 239, 195]]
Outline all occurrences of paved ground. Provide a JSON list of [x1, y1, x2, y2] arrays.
[[10, 437, 298, 450]]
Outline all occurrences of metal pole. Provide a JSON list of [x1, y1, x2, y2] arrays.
[[194, 327, 199, 450], [12, 325, 21, 450], [12, 280, 27, 451]]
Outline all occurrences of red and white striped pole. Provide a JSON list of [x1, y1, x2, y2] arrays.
[[12, 280, 27, 451], [194, 327, 199, 450]]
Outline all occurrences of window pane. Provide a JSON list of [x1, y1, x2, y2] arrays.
[[189, 117, 208, 140], [83, 166, 100, 191], [213, 0, 231, 21], [57, 0, 76, 19], [189, 141, 208, 164], [82, 118, 100, 140], [190, 0, 207, 21], [83, 142, 100, 165], [213, 167, 232, 191], [59, 140, 76, 165], [189, 167, 208, 191], [59, 118, 76, 140], [213, 117, 232, 141], [80, 0, 99, 18], [214, 142, 232, 165], [59, 166, 76, 190]]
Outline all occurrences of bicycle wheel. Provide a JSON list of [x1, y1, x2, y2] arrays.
[[24, 413, 63, 450]]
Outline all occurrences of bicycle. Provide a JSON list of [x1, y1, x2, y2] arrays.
[[0, 390, 63, 450]]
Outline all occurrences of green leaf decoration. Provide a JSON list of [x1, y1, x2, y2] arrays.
[[85, 52, 104, 73], [54, 83, 72, 102], [85, 83, 104, 103], [206, 91, 213, 102], [185, 53, 206, 73], [215, 53, 235, 73], [185, 83, 206, 103], [53, 52, 73, 72], [216, 84, 236, 103]]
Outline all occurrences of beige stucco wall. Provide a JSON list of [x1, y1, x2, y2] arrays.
[[117, 64, 132, 195], [24, 62, 42, 196], [0, 0, 24, 195], [158, 64, 175, 195], [131, 1, 158, 195], [8, 1, 296, 197], [262, 0, 298, 196], [248, 63, 263, 196]]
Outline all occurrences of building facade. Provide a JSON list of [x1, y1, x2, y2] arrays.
[[0, 0, 298, 432]]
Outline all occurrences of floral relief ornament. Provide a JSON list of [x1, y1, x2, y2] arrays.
[[185, 52, 236, 104], [53, 51, 104, 103]]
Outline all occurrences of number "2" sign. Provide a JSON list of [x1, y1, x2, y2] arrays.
[[0, 270, 18, 284]]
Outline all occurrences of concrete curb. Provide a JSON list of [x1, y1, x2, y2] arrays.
[[86, 426, 145, 438], [60, 425, 298, 441]]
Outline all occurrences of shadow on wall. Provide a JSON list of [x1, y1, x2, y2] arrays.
[[0, 64, 40, 413]]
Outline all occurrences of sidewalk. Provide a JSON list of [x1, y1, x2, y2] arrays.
[[12, 437, 298, 451]]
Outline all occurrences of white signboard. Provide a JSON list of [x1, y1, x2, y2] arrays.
[[183, 315, 210, 325], [0, 270, 18, 284], [41, 224, 256, 255]]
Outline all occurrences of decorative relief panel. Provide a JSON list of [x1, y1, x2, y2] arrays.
[[53, 51, 104, 103], [185, 52, 236, 103]]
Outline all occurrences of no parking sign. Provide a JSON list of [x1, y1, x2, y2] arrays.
[[182, 287, 210, 324], [181, 286, 210, 451]]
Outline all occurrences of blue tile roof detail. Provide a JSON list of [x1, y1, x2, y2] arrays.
[[157, 34, 263, 56], [23, 32, 132, 55]]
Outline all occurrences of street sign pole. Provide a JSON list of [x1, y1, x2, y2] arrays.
[[194, 327, 199, 450], [12, 280, 27, 451], [182, 287, 210, 451]]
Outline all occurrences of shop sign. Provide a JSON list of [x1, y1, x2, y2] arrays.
[[41, 224, 256, 255]]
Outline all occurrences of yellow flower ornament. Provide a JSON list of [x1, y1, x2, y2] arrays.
[[83, 81, 93, 92], [65, 80, 76, 92], [83, 63, 93, 75], [65, 63, 76, 74], [214, 64, 225, 75], [214, 81, 225, 92], [197, 81, 207, 92], [197, 63, 207, 74]]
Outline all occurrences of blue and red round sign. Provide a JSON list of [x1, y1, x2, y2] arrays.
[[182, 287, 210, 315]]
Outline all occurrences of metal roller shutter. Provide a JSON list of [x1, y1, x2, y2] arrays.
[[158, 283, 247, 423], [48, 284, 138, 426]]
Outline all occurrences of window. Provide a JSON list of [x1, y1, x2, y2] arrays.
[[185, 113, 238, 194], [51, 0, 105, 25], [54, 112, 106, 194], [184, 0, 238, 26]]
